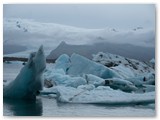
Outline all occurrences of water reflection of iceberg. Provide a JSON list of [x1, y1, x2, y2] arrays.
[[3, 98, 42, 116]]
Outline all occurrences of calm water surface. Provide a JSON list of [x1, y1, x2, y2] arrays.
[[3, 62, 155, 116]]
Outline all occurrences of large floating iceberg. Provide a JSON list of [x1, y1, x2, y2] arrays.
[[42, 53, 155, 105], [42, 85, 155, 105]]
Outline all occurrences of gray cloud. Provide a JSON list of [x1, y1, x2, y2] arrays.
[[3, 4, 155, 29]]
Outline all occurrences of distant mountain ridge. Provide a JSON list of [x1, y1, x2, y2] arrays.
[[47, 41, 154, 61]]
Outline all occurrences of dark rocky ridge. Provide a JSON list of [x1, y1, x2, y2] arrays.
[[47, 41, 155, 61]]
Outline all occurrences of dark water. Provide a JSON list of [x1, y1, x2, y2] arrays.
[[3, 98, 42, 116], [3, 62, 155, 116]]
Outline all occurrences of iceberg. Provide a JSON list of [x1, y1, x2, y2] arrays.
[[83, 74, 105, 87], [126, 73, 155, 87], [44, 71, 87, 88], [150, 58, 155, 64], [54, 54, 70, 73], [3, 45, 46, 100], [112, 65, 135, 78], [54, 86, 155, 104], [92, 52, 155, 77], [126, 76, 145, 87], [104, 78, 137, 92], [41, 53, 155, 105], [66, 53, 122, 79], [142, 85, 155, 92]]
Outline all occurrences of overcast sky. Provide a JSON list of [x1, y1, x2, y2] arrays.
[[4, 4, 155, 29]]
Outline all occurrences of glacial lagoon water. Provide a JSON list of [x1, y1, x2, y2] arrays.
[[3, 62, 155, 116]]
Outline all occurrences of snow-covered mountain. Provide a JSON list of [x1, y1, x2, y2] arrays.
[[4, 18, 155, 59]]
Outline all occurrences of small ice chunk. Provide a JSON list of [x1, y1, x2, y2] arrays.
[[54, 54, 71, 73], [83, 74, 105, 87], [47, 74, 87, 88], [104, 78, 137, 92]]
